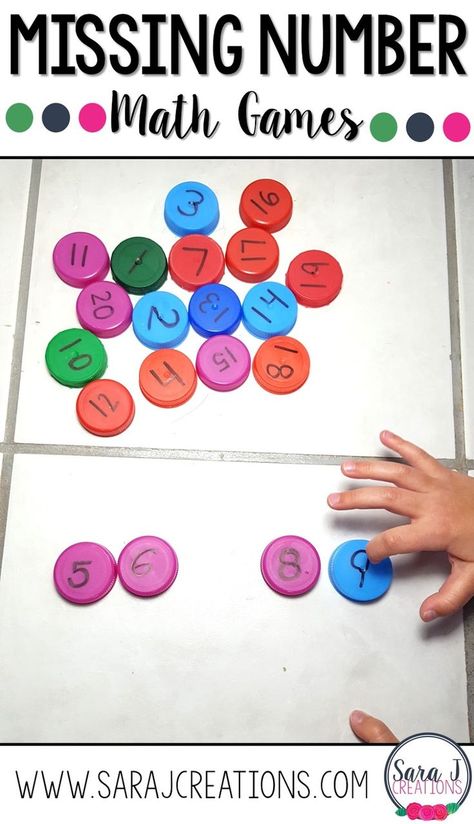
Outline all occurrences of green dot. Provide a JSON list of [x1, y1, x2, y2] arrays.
[[6, 103, 33, 133], [370, 112, 398, 142]]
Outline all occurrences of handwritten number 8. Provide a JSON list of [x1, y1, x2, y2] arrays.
[[278, 548, 301, 580], [266, 363, 294, 380]]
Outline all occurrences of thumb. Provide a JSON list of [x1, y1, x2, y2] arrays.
[[420, 559, 474, 622], [350, 710, 399, 743]]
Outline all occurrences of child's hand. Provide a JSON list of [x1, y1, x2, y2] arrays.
[[350, 710, 398, 743], [328, 431, 474, 622]]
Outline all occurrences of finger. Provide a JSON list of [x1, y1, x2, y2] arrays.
[[341, 459, 425, 492], [327, 486, 419, 518], [380, 431, 446, 478], [350, 710, 399, 744], [366, 524, 434, 562], [420, 560, 474, 622]]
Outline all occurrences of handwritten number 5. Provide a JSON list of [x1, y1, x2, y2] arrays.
[[67, 560, 92, 589]]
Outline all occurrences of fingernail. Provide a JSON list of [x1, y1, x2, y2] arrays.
[[342, 461, 356, 472], [328, 493, 341, 506], [381, 430, 395, 438], [422, 609, 438, 622], [350, 710, 366, 725]]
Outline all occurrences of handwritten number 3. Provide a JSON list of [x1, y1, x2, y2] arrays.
[[177, 189, 204, 217]]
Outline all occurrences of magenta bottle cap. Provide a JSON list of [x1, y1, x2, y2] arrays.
[[53, 231, 110, 287], [196, 334, 251, 391], [76, 281, 133, 338], [54, 542, 117, 605], [118, 536, 178, 597], [261, 535, 321, 596]]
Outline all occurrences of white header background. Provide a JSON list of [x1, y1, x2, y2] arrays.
[[0, 0, 474, 155]]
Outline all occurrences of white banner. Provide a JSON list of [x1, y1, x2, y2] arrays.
[[0, 743, 473, 822], [0, 0, 474, 156]]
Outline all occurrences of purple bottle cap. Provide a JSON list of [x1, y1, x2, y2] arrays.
[[53, 232, 110, 288], [261, 535, 321, 596], [76, 281, 133, 338], [54, 542, 117, 605], [196, 335, 251, 391], [118, 536, 178, 597]]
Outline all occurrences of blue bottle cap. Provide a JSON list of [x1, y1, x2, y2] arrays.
[[242, 282, 297, 339], [188, 284, 242, 338], [328, 539, 393, 603], [132, 291, 189, 349], [164, 181, 220, 236]]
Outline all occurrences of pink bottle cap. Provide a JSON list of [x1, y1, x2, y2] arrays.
[[76, 281, 133, 337], [118, 536, 178, 597], [196, 335, 251, 391], [261, 535, 321, 596], [53, 231, 110, 288], [54, 542, 117, 605]]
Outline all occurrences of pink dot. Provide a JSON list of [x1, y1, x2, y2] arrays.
[[443, 112, 470, 142], [79, 103, 106, 133]]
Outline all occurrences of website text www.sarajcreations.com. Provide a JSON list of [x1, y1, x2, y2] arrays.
[[14, 768, 368, 801]]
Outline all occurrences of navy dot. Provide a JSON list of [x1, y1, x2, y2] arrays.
[[406, 113, 434, 142], [42, 103, 70, 133]]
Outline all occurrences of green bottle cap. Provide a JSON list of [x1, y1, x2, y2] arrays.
[[111, 237, 167, 294], [45, 328, 107, 388]]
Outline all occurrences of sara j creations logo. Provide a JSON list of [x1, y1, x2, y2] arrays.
[[384, 734, 472, 820]]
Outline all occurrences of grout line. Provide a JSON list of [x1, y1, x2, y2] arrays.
[[0, 454, 14, 576], [443, 159, 467, 472], [0, 160, 42, 575], [4, 161, 42, 444], [0, 441, 457, 467], [442, 158, 473, 742]]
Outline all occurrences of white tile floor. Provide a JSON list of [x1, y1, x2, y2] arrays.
[[0, 159, 471, 744], [14, 159, 454, 457], [0, 161, 31, 439], [0, 455, 467, 743], [454, 160, 474, 460]]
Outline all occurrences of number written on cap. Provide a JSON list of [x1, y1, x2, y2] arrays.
[[90, 289, 115, 319], [177, 189, 204, 216], [59, 337, 92, 371], [67, 560, 92, 589], [278, 547, 301, 580]]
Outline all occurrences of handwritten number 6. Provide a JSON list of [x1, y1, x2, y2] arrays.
[[131, 548, 157, 577]]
